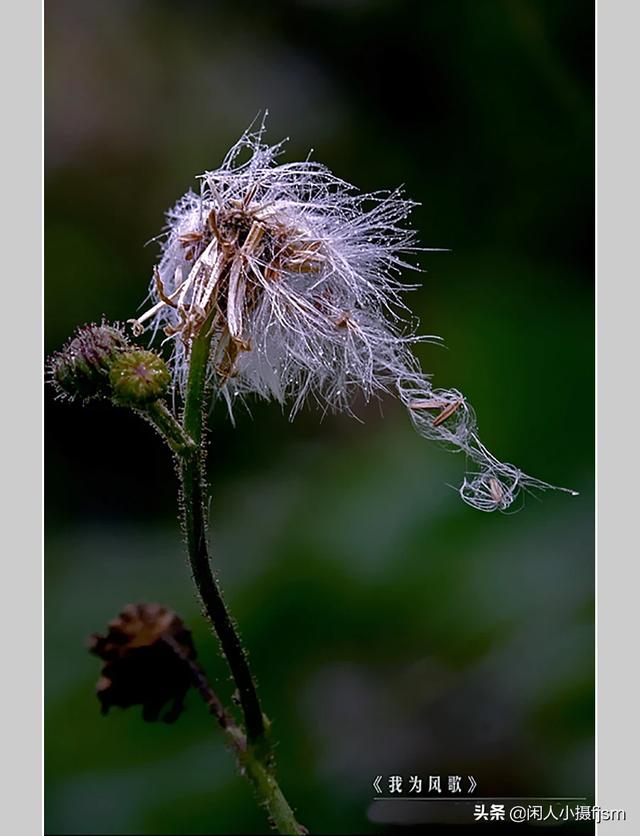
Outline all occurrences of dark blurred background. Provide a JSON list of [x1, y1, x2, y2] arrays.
[[45, 1, 594, 833]]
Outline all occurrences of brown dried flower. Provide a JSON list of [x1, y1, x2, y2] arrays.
[[88, 603, 197, 723]]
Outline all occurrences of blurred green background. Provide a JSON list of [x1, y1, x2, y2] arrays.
[[45, 1, 594, 833]]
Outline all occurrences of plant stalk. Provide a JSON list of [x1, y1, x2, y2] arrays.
[[140, 400, 197, 457], [179, 317, 267, 746], [176, 316, 305, 833], [114, 318, 304, 832], [163, 634, 305, 835]]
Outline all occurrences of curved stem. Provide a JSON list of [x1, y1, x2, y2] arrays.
[[180, 316, 267, 746], [162, 634, 305, 836], [177, 318, 306, 833]]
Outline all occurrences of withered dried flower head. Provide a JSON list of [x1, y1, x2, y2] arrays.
[[88, 603, 196, 723]]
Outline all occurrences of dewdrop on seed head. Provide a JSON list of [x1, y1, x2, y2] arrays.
[[131, 119, 577, 512]]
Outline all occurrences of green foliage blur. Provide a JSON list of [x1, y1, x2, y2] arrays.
[[45, 1, 594, 833]]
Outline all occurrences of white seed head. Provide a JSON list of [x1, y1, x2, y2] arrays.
[[133, 120, 576, 511]]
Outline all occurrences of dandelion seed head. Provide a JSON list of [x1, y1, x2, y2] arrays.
[[131, 120, 575, 511]]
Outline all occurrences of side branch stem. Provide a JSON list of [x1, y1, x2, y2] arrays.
[[141, 400, 196, 457]]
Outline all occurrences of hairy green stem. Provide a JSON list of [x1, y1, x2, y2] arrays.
[[240, 755, 306, 836], [140, 400, 197, 457], [177, 313, 305, 833], [180, 320, 266, 745], [163, 634, 305, 835]]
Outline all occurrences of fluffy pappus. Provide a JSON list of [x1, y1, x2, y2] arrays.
[[131, 121, 576, 512]]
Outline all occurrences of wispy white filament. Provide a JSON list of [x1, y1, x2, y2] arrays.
[[133, 120, 575, 512]]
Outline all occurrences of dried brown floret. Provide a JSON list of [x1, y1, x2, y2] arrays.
[[88, 603, 196, 723]]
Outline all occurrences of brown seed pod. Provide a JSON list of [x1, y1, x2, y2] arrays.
[[88, 603, 197, 723]]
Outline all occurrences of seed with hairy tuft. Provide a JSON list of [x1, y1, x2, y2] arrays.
[[109, 349, 171, 406]]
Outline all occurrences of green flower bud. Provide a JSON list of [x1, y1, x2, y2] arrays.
[[109, 350, 171, 406], [50, 323, 129, 401]]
